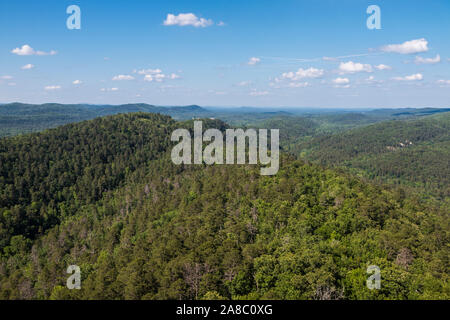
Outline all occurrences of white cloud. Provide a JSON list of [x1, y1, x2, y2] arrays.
[[143, 70, 180, 82], [11, 45, 34, 55], [375, 64, 392, 70], [332, 77, 350, 85], [250, 90, 269, 96], [393, 73, 423, 81], [415, 54, 441, 64], [163, 13, 213, 27], [21, 64, 34, 70], [382, 38, 428, 54], [112, 75, 135, 81], [11, 44, 57, 56], [278, 67, 324, 81], [1, 75, 13, 80], [248, 57, 261, 65], [135, 68, 179, 81], [145, 74, 164, 82], [44, 85, 61, 91], [73, 80, 82, 85], [101, 87, 119, 92], [217, 21, 226, 27], [339, 61, 372, 74]]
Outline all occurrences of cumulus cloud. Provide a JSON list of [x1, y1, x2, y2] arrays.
[[278, 67, 324, 81], [21, 64, 34, 70], [393, 73, 423, 81], [248, 57, 261, 66], [375, 64, 392, 70], [415, 54, 441, 64], [382, 38, 428, 54], [12, 44, 57, 56], [333, 77, 350, 85], [141, 69, 180, 82], [112, 75, 135, 81], [12, 45, 35, 55], [1, 75, 13, 80], [163, 13, 213, 27], [73, 80, 82, 85], [339, 61, 372, 74], [101, 88, 119, 92], [44, 85, 61, 91], [144, 74, 163, 82]]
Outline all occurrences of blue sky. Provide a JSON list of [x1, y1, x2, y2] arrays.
[[0, 0, 449, 108]]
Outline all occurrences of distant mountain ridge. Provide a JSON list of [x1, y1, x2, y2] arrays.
[[0, 103, 208, 137], [1, 102, 449, 138], [0, 102, 207, 115]]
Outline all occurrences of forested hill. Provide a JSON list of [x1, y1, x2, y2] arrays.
[[0, 113, 226, 248], [297, 112, 450, 199], [0, 113, 448, 300], [0, 113, 175, 247]]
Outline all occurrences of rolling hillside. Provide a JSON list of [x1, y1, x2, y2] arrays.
[[297, 112, 450, 199], [0, 113, 448, 300]]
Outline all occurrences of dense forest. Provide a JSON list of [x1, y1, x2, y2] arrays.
[[294, 113, 450, 200], [0, 113, 448, 300]]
